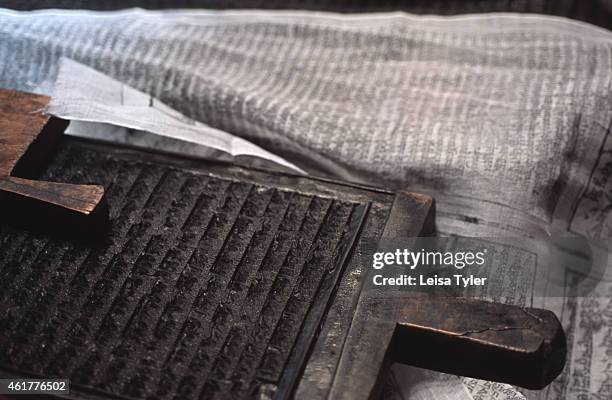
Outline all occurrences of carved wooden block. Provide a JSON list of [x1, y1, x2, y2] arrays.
[[0, 90, 565, 399]]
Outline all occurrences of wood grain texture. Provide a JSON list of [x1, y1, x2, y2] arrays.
[[0, 89, 52, 176], [0, 89, 107, 236]]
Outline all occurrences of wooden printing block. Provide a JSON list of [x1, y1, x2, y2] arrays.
[[0, 90, 565, 400]]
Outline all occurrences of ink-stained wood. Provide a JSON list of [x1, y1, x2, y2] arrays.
[[392, 298, 566, 388], [0, 89, 107, 236], [0, 91, 566, 400], [301, 195, 566, 400], [0, 139, 402, 400], [325, 296, 565, 400]]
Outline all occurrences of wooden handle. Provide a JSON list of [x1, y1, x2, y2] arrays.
[[392, 298, 566, 390], [0, 89, 107, 237]]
